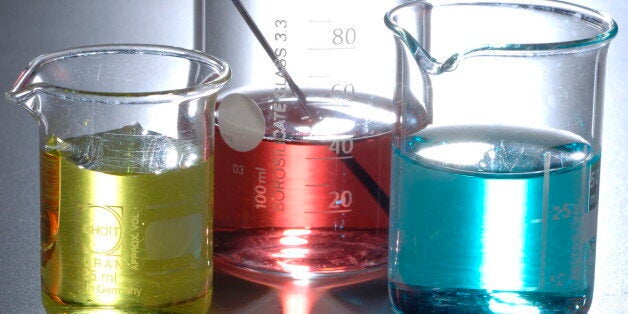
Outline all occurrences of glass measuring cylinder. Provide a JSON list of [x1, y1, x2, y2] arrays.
[[6, 45, 230, 312], [205, 0, 404, 282], [205, 0, 402, 100], [385, 0, 617, 313]]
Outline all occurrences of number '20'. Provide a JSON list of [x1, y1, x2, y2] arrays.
[[329, 190, 353, 208]]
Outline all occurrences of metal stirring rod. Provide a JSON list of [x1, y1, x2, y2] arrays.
[[230, 0, 313, 120]]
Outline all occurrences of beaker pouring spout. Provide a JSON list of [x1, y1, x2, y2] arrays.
[[385, 18, 460, 75], [385, 0, 619, 77], [6, 64, 48, 126]]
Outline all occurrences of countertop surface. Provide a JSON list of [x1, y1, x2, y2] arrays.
[[0, 1, 625, 313]]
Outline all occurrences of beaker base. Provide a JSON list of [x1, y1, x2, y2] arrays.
[[389, 282, 591, 313], [214, 228, 387, 288], [41, 289, 211, 313]]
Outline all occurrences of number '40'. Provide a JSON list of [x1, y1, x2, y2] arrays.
[[329, 140, 353, 154]]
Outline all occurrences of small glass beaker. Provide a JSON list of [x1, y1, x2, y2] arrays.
[[6, 45, 230, 313], [385, 0, 617, 312]]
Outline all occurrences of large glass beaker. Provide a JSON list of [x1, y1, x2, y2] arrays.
[[205, 0, 405, 284], [6, 45, 230, 313], [385, 1, 617, 312]]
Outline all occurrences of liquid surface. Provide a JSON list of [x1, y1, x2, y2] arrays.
[[214, 90, 401, 281], [41, 125, 212, 312], [389, 125, 599, 313], [235, 89, 397, 142]]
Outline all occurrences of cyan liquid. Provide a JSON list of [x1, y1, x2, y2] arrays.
[[389, 125, 599, 313]]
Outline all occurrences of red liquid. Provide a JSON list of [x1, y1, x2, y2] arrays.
[[213, 91, 392, 280]]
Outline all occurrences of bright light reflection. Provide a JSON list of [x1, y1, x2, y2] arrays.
[[417, 142, 493, 166], [310, 97, 396, 124], [183, 153, 198, 168], [283, 229, 311, 237], [272, 248, 310, 259], [280, 236, 309, 246], [571, 151, 586, 162], [489, 292, 540, 314], [274, 229, 314, 284], [284, 291, 308, 314], [295, 126, 312, 134], [309, 118, 356, 139], [90, 173, 120, 305], [164, 147, 179, 169], [481, 179, 526, 290], [187, 102, 198, 117], [277, 261, 315, 284]]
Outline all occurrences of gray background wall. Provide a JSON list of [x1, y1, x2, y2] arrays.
[[0, 0, 625, 313]]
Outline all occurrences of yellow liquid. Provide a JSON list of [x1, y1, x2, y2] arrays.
[[40, 148, 213, 313]]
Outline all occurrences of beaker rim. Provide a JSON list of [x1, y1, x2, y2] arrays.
[[6, 44, 231, 105], [384, 0, 618, 54]]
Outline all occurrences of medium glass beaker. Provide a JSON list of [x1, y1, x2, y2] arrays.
[[6, 45, 230, 313], [385, 0, 617, 312], [205, 0, 405, 283]]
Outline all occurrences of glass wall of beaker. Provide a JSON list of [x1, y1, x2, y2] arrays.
[[385, 0, 617, 312], [205, 0, 405, 283], [6, 45, 230, 312]]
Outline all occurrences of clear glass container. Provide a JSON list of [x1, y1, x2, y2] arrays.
[[6, 44, 230, 313], [385, 0, 617, 312], [205, 0, 405, 284]]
